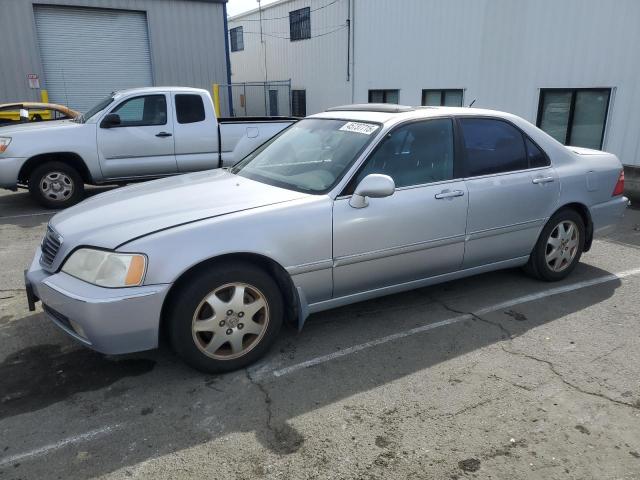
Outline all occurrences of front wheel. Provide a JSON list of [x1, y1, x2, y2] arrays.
[[525, 209, 585, 282], [168, 263, 284, 373], [28, 161, 84, 209]]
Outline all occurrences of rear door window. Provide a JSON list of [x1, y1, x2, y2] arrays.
[[459, 118, 527, 177], [175, 94, 206, 124]]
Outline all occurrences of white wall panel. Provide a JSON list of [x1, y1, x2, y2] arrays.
[[231, 0, 640, 166], [229, 0, 352, 115]]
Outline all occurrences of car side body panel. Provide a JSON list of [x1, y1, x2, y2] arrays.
[[123, 195, 334, 306]]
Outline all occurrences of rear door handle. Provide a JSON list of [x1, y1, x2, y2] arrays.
[[532, 176, 554, 184], [435, 189, 465, 199], [156, 132, 172, 138]]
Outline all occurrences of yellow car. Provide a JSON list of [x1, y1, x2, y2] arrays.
[[0, 102, 79, 126]]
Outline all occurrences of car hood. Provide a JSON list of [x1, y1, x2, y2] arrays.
[[0, 119, 79, 134], [50, 170, 309, 250]]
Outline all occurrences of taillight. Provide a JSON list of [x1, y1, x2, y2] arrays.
[[612, 170, 625, 196]]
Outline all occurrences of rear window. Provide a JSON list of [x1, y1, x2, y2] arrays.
[[176, 94, 205, 124]]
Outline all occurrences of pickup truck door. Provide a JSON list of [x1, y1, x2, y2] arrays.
[[97, 93, 177, 179], [172, 92, 220, 172], [332, 118, 468, 297]]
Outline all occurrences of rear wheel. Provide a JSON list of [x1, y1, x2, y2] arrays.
[[168, 263, 283, 373], [28, 161, 84, 209], [525, 209, 585, 281]]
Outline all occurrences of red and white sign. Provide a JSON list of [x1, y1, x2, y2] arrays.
[[27, 74, 40, 89]]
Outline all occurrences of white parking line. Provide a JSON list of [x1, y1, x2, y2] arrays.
[[0, 424, 121, 467], [266, 266, 640, 378]]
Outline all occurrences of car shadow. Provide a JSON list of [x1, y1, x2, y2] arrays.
[[0, 263, 625, 477]]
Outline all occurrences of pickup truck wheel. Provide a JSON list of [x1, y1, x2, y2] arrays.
[[28, 162, 84, 209], [525, 209, 585, 282], [168, 263, 284, 373]]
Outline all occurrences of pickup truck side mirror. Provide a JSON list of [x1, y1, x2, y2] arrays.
[[349, 174, 395, 209], [100, 113, 121, 129]]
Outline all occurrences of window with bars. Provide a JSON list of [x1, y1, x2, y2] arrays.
[[368, 89, 400, 104], [230, 26, 244, 52], [536, 88, 611, 150], [291, 90, 306, 117], [289, 7, 311, 41], [422, 89, 464, 107]]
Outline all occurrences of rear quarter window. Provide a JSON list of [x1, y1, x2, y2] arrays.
[[176, 94, 206, 124]]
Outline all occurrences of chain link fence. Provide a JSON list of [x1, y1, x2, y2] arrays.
[[220, 80, 292, 117]]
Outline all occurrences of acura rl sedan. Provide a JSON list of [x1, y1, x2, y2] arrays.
[[25, 104, 628, 372]]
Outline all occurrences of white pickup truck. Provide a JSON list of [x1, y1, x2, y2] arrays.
[[0, 87, 296, 208]]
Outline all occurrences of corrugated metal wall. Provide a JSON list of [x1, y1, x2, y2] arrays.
[[34, 6, 154, 112], [230, 0, 640, 167], [228, 0, 352, 115], [0, 0, 230, 115]]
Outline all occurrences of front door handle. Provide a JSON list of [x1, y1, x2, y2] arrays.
[[156, 132, 173, 138], [435, 189, 465, 199], [532, 176, 554, 184]]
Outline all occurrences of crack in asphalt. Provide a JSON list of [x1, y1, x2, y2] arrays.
[[429, 294, 639, 411], [429, 295, 513, 339], [500, 345, 640, 411], [245, 369, 304, 455], [245, 368, 274, 434]]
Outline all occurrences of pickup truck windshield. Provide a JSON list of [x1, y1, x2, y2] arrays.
[[232, 118, 380, 193], [77, 96, 114, 123]]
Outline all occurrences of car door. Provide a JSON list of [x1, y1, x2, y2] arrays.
[[173, 92, 220, 172], [97, 93, 177, 179], [332, 118, 468, 297], [458, 117, 560, 269]]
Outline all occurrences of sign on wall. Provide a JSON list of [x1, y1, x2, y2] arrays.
[[27, 74, 40, 89]]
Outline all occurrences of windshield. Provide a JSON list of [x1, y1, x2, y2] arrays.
[[232, 118, 381, 193], [77, 95, 114, 123]]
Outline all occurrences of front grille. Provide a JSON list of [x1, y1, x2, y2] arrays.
[[40, 226, 63, 267]]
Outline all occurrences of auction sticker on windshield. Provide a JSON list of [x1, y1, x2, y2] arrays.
[[339, 122, 379, 135]]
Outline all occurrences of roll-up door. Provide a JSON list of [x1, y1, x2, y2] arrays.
[[34, 5, 153, 113]]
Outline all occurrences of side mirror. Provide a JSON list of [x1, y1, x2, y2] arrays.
[[100, 113, 121, 128], [349, 174, 395, 209]]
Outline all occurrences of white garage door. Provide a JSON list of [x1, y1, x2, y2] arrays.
[[34, 5, 153, 114]]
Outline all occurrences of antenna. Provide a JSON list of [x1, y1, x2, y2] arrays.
[[468, 99, 477, 107]]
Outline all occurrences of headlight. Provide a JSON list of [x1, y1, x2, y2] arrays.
[[0, 137, 11, 153], [62, 248, 147, 287]]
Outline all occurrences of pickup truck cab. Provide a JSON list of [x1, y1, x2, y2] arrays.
[[0, 87, 296, 208]]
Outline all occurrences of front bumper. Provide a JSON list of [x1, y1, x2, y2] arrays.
[[0, 157, 26, 188], [25, 248, 171, 354]]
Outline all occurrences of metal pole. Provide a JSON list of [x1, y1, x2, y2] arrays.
[[243, 82, 247, 116], [346, 0, 351, 82], [258, 0, 269, 115]]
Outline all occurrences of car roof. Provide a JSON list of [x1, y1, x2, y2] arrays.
[[310, 105, 520, 125], [113, 86, 208, 98]]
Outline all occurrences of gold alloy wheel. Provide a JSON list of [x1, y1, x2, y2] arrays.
[[191, 282, 269, 360]]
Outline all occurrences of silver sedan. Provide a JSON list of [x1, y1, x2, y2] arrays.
[[25, 104, 628, 372]]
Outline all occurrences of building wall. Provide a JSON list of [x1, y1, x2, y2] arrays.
[[353, 0, 640, 169], [228, 0, 351, 115], [0, 0, 231, 114], [229, 0, 640, 169]]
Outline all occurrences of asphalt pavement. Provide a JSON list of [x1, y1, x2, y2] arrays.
[[1, 188, 639, 480]]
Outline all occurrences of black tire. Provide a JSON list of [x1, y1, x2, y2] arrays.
[[168, 262, 284, 373], [28, 161, 84, 209], [525, 208, 585, 282]]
